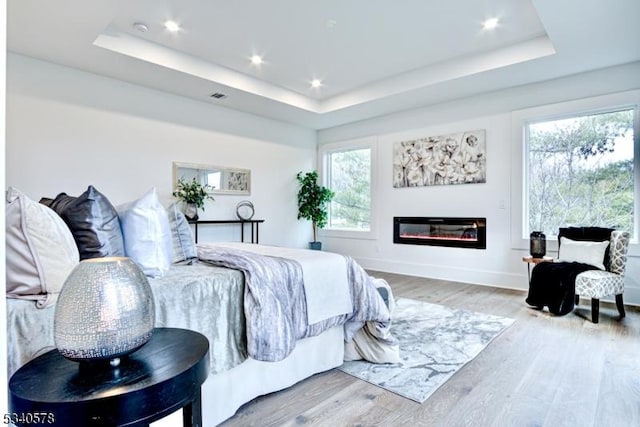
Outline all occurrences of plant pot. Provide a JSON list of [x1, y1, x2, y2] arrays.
[[308, 241, 322, 250], [184, 203, 199, 221]]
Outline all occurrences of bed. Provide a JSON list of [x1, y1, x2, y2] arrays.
[[5, 186, 395, 425], [7, 260, 353, 425]]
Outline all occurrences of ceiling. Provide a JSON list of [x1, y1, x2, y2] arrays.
[[7, 0, 640, 130]]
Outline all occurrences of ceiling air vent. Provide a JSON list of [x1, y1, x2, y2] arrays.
[[210, 92, 228, 100]]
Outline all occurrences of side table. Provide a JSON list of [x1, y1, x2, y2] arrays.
[[522, 255, 554, 284], [9, 328, 209, 427]]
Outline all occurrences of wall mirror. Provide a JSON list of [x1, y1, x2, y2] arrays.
[[173, 162, 251, 195]]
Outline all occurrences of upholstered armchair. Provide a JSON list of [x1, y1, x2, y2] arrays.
[[574, 230, 630, 323]]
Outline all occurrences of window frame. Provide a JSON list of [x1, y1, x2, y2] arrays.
[[510, 90, 640, 256], [318, 137, 378, 240]]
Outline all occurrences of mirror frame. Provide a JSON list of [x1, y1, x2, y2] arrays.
[[172, 162, 251, 195]]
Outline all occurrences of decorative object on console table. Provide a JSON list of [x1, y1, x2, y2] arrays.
[[9, 328, 209, 427], [236, 200, 255, 220], [529, 231, 547, 258], [172, 177, 215, 221], [54, 257, 155, 368], [296, 170, 334, 250], [185, 202, 198, 221]]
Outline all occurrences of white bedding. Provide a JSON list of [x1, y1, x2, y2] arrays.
[[210, 242, 352, 324]]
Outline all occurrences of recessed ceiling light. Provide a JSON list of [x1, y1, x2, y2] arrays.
[[483, 18, 499, 30], [250, 55, 263, 65], [164, 20, 181, 32], [311, 79, 322, 88]]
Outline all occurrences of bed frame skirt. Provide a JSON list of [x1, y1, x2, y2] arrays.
[[203, 325, 344, 425]]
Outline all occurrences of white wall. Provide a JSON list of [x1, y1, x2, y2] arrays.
[[7, 53, 640, 305], [1, 0, 9, 416], [318, 61, 640, 305], [6, 54, 317, 248]]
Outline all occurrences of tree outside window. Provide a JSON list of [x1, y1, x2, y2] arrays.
[[327, 147, 371, 231], [527, 109, 635, 237]]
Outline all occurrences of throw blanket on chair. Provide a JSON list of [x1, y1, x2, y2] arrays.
[[526, 262, 599, 315], [197, 243, 396, 362]]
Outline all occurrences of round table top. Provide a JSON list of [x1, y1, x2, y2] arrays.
[[9, 327, 209, 426], [522, 255, 554, 264]]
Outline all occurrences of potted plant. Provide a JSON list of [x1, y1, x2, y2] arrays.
[[296, 171, 334, 250], [172, 177, 214, 221]]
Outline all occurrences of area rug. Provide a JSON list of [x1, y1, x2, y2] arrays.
[[338, 297, 515, 403]]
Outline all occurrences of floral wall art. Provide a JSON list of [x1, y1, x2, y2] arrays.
[[227, 171, 249, 192], [392, 129, 486, 188]]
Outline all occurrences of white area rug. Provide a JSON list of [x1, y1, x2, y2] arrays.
[[338, 298, 515, 403]]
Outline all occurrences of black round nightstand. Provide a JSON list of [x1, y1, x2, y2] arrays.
[[9, 328, 209, 427]]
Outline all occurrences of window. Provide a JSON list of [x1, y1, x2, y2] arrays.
[[526, 109, 635, 237], [319, 138, 377, 239], [511, 90, 640, 250], [327, 147, 371, 230]]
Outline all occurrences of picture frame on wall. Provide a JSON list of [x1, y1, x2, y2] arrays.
[[392, 129, 486, 188]]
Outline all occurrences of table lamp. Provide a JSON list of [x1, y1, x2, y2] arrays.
[[54, 257, 155, 368]]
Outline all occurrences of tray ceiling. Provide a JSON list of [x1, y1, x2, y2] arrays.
[[8, 0, 640, 129]]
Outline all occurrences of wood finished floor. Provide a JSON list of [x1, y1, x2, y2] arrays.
[[220, 271, 640, 427]]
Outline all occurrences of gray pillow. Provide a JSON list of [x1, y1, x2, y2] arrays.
[[40, 185, 125, 259], [167, 203, 197, 264]]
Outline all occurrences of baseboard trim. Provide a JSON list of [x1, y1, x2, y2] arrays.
[[354, 256, 640, 307], [354, 256, 526, 290]]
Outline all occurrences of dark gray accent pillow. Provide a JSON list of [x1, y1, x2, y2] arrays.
[[40, 185, 125, 260]]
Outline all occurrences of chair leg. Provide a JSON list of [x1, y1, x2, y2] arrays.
[[615, 294, 626, 319], [575, 294, 579, 305], [591, 298, 599, 323]]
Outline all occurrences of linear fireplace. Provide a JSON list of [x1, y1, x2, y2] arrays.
[[393, 217, 486, 249]]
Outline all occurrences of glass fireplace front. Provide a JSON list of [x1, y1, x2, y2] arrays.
[[393, 217, 486, 249]]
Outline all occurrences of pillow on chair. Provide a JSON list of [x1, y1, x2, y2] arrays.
[[558, 226, 613, 270], [557, 237, 609, 270]]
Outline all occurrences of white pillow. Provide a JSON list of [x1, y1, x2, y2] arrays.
[[557, 237, 609, 270], [5, 187, 79, 308], [118, 188, 173, 278]]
